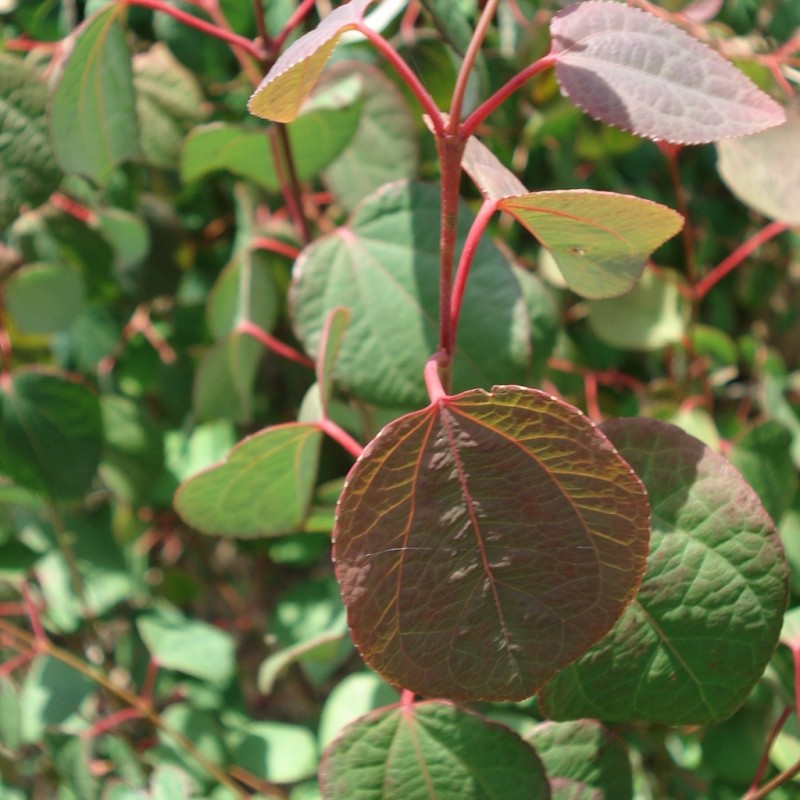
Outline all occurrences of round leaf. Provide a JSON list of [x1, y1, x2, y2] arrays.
[[174, 423, 322, 538], [540, 417, 789, 724], [5, 262, 85, 334], [320, 701, 550, 800], [291, 181, 531, 407], [334, 386, 650, 701], [550, 1, 785, 144]]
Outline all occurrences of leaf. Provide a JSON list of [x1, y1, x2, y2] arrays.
[[540, 418, 789, 724], [291, 181, 531, 407], [0, 369, 103, 499], [334, 386, 650, 701], [133, 43, 206, 169], [49, 4, 140, 183], [525, 720, 633, 800], [321, 63, 419, 211], [4, 262, 85, 335], [716, 101, 800, 224], [319, 700, 551, 800], [0, 54, 62, 231], [461, 136, 683, 298], [248, 0, 375, 122], [317, 307, 351, 418], [174, 423, 322, 538], [587, 267, 689, 349], [418, 0, 474, 56], [550, 1, 785, 144], [137, 607, 236, 686]]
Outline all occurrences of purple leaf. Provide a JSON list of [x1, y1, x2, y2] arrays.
[[550, 1, 785, 144]]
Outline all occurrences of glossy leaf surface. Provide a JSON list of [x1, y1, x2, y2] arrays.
[[320, 701, 550, 800], [49, 4, 140, 183], [174, 423, 322, 538], [248, 0, 374, 122], [540, 418, 788, 724], [334, 386, 650, 701], [550, 1, 785, 144], [292, 181, 530, 407]]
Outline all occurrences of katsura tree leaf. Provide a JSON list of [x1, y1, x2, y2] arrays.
[[321, 63, 419, 211], [320, 701, 550, 800], [174, 423, 322, 538], [4, 262, 85, 334], [418, 0, 474, 56], [525, 720, 633, 800], [133, 43, 205, 170], [716, 101, 800, 224], [0, 369, 103, 499], [334, 386, 650, 701], [0, 54, 62, 231], [461, 136, 683, 298], [540, 418, 789, 725], [248, 0, 375, 122], [550, 1, 785, 144], [317, 307, 351, 417], [292, 181, 531, 407], [587, 268, 689, 349], [49, 3, 140, 184]]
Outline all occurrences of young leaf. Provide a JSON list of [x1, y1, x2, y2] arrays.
[[716, 101, 800, 224], [0, 54, 62, 231], [291, 181, 531, 407], [461, 136, 683, 298], [334, 386, 650, 701], [174, 423, 322, 538], [319, 701, 550, 800], [248, 0, 375, 122], [49, 3, 140, 183], [0, 369, 103, 499], [550, 1, 785, 144], [540, 418, 788, 724]]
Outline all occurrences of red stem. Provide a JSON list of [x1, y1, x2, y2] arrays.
[[251, 237, 301, 260], [268, 127, 311, 246], [50, 192, 96, 224], [747, 705, 792, 796], [274, 0, 317, 51], [424, 354, 449, 404], [461, 54, 556, 139], [21, 584, 47, 646], [0, 649, 36, 677], [400, 689, 415, 706], [317, 418, 363, 459], [123, 0, 264, 60], [450, 199, 499, 341], [237, 319, 314, 368], [80, 707, 144, 740], [693, 220, 790, 300]]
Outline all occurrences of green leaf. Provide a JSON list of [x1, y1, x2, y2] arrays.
[[133, 42, 205, 170], [461, 135, 683, 298], [316, 307, 350, 418], [0, 369, 103, 499], [49, 4, 140, 184], [0, 54, 62, 231], [320, 700, 550, 800], [137, 607, 236, 686], [321, 63, 419, 211], [587, 268, 689, 349], [716, 100, 800, 224], [96, 208, 150, 273], [334, 386, 650, 701], [292, 181, 531, 407], [418, 0, 474, 56], [174, 423, 322, 538], [540, 417, 788, 724], [0, 676, 21, 752], [248, 0, 375, 122], [525, 720, 633, 800], [4, 262, 85, 334]]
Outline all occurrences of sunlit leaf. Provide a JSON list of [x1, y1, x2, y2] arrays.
[[540, 418, 788, 724], [550, 1, 785, 144], [248, 0, 375, 122], [334, 386, 650, 701], [320, 701, 550, 800], [174, 423, 322, 538]]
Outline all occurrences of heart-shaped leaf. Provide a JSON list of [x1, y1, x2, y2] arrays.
[[461, 135, 683, 298], [174, 423, 322, 538], [320, 700, 550, 800], [248, 0, 375, 122], [716, 101, 800, 224], [550, 1, 785, 144], [291, 181, 531, 407], [540, 417, 788, 724], [49, 3, 140, 183], [334, 386, 650, 701]]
